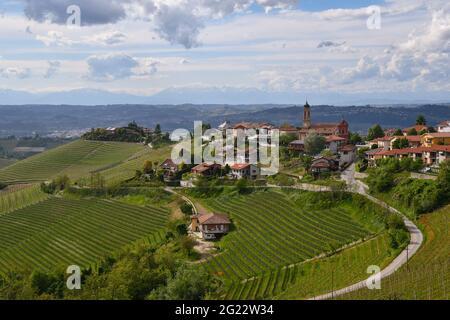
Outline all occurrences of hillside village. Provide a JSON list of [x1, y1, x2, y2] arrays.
[[152, 102, 450, 189]]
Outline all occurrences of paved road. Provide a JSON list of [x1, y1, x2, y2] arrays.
[[310, 164, 424, 300]]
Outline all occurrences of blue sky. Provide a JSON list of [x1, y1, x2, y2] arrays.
[[0, 0, 448, 104]]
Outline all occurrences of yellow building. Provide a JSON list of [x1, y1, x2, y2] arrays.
[[421, 133, 450, 147]]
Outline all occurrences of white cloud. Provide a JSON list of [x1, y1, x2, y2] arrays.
[[0, 67, 31, 79], [83, 31, 127, 45], [36, 30, 75, 46], [85, 53, 159, 81]]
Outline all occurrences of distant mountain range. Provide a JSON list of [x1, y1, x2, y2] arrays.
[[1, 103, 449, 137], [1, 87, 450, 105]]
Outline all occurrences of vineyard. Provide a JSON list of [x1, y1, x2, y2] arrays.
[[98, 145, 172, 185], [0, 140, 145, 183], [0, 197, 169, 274], [0, 184, 49, 214], [202, 191, 380, 284], [340, 204, 450, 300], [223, 233, 391, 299]]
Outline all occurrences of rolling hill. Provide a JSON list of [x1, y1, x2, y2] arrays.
[[0, 140, 146, 183]]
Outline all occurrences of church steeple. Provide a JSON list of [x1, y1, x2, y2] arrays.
[[303, 100, 311, 129]]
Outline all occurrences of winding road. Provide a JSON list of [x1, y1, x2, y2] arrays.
[[309, 164, 424, 300]]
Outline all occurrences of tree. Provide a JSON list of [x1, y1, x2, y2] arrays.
[[393, 128, 403, 136], [437, 160, 450, 202], [392, 138, 409, 149], [349, 132, 363, 145], [320, 149, 334, 158], [416, 115, 426, 125], [154, 124, 162, 134], [152, 265, 220, 300], [180, 202, 193, 215], [279, 134, 297, 147], [407, 128, 418, 136], [0, 182, 7, 191], [366, 124, 384, 141], [143, 160, 153, 174], [304, 133, 326, 156]]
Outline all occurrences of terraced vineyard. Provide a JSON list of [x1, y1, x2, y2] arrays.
[[203, 191, 374, 282], [224, 233, 391, 299], [340, 204, 450, 300], [0, 184, 49, 214], [0, 198, 169, 274], [0, 140, 145, 183]]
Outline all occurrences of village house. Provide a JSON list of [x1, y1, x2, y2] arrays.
[[326, 135, 347, 153], [367, 145, 450, 167], [421, 132, 450, 147], [160, 158, 179, 182], [230, 163, 260, 179], [365, 148, 385, 167], [310, 157, 339, 175], [191, 163, 222, 177], [368, 136, 395, 150], [288, 140, 305, 153], [339, 144, 357, 166], [190, 214, 231, 240], [231, 122, 275, 138], [437, 120, 450, 133]]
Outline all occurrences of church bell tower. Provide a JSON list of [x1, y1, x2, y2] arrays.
[[303, 100, 311, 129]]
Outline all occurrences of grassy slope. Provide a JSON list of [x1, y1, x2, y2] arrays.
[[0, 140, 145, 183], [0, 197, 170, 274], [340, 204, 450, 300]]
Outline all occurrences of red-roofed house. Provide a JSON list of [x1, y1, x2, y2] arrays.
[[191, 214, 231, 240], [421, 132, 450, 147], [191, 163, 222, 177], [326, 135, 347, 153], [230, 163, 259, 179], [390, 135, 422, 149]]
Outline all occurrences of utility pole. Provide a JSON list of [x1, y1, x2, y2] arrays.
[[331, 270, 334, 300]]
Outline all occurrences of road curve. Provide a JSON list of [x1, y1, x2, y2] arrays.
[[309, 164, 424, 300]]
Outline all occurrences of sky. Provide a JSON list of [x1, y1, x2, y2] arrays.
[[0, 0, 449, 104]]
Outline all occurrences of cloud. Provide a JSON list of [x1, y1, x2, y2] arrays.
[[35, 31, 75, 46], [0, 67, 31, 79], [317, 40, 345, 48], [339, 8, 450, 87], [21, 0, 126, 25], [84, 31, 127, 45], [44, 61, 61, 78], [20, 0, 299, 48], [85, 53, 158, 81]]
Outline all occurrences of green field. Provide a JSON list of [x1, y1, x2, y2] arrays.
[[202, 191, 383, 285], [0, 184, 49, 215], [340, 204, 450, 300], [0, 140, 145, 183], [0, 197, 169, 274]]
